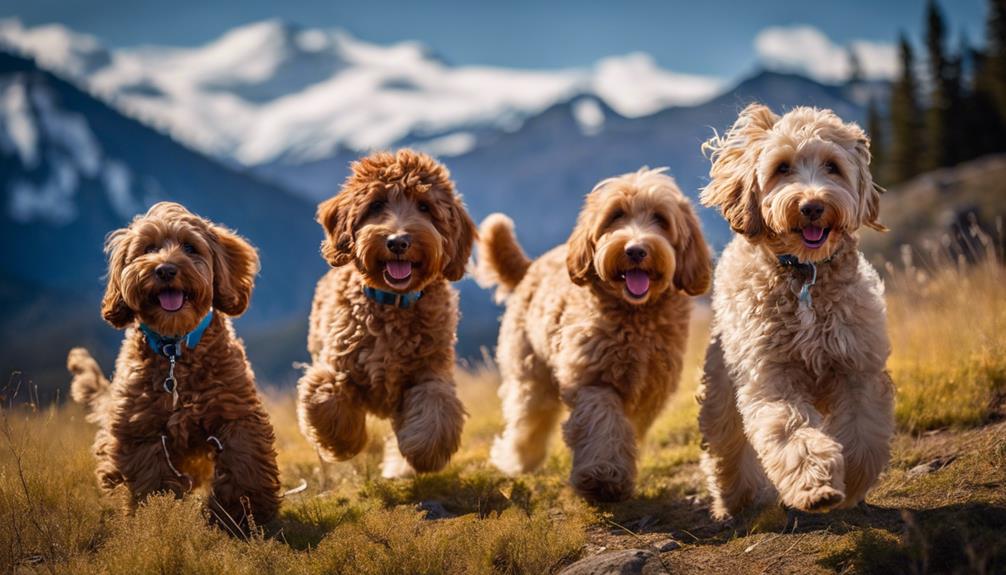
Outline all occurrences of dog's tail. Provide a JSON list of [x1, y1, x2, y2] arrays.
[[475, 213, 532, 303], [67, 347, 111, 423]]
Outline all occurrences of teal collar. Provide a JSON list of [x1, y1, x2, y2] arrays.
[[362, 285, 422, 309], [139, 310, 214, 358]]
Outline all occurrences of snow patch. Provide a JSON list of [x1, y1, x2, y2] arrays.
[[0, 77, 38, 167], [572, 98, 604, 135], [9, 155, 78, 224], [412, 132, 477, 157], [592, 53, 724, 116], [755, 25, 897, 83], [102, 160, 138, 218]]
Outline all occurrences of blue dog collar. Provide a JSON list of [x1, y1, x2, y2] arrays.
[[139, 310, 214, 357], [362, 285, 423, 309]]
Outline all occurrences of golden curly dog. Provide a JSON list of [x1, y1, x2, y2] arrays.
[[297, 150, 476, 479], [697, 104, 894, 519], [477, 168, 712, 502], [67, 202, 281, 531]]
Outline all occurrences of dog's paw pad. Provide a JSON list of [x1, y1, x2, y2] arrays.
[[793, 485, 845, 513]]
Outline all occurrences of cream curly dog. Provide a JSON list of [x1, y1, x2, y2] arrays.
[[697, 104, 894, 519], [297, 150, 476, 479], [478, 168, 711, 502]]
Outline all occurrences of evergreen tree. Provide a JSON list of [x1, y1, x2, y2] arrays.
[[847, 47, 864, 84], [889, 33, 923, 183], [867, 98, 887, 184], [924, 0, 953, 169]]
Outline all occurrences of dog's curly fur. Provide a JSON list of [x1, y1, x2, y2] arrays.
[[297, 149, 476, 478], [67, 202, 281, 530], [478, 168, 712, 502], [697, 104, 895, 519]]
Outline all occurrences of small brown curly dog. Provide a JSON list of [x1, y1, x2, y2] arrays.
[[297, 150, 476, 479], [697, 104, 894, 519], [477, 167, 712, 502], [67, 202, 281, 530]]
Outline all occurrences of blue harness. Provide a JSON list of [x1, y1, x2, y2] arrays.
[[138, 310, 213, 409], [362, 286, 423, 309]]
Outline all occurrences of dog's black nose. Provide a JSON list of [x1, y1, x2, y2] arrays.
[[155, 263, 178, 282], [625, 245, 648, 263], [799, 202, 825, 221], [386, 234, 411, 255]]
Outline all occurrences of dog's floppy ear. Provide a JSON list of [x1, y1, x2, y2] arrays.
[[673, 204, 713, 296], [566, 199, 597, 286], [101, 228, 135, 328], [317, 192, 355, 267], [700, 103, 776, 238], [210, 224, 260, 317], [854, 136, 887, 232], [442, 194, 478, 281]]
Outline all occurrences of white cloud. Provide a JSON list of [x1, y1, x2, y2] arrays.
[[755, 25, 898, 83]]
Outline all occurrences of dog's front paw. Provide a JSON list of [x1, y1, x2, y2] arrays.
[[570, 462, 634, 503], [786, 484, 845, 513]]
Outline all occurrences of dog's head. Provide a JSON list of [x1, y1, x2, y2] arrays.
[[101, 202, 259, 335], [701, 104, 884, 262], [566, 168, 712, 304], [317, 149, 477, 292]]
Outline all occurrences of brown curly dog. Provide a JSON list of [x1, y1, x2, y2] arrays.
[[697, 104, 893, 519], [297, 149, 476, 479], [477, 167, 712, 502], [67, 201, 281, 531]]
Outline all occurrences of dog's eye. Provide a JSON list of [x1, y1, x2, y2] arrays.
[[417, 201, 431, 213], [182, 243, 196, 254], [368, 200, 385, 214], [606, 209, 625, 227], [144, 245, 158, 254], [652, 213, 670, 229], [776, 162, 790, 175], [824, 161, 840, 175]]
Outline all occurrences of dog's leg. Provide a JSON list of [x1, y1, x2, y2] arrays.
[[393, 376, 465, 473], [381, 434, 415, 479], [563, 385, 637, 502], [490, 365, 562, 475], [297, 363, 368, 461], [736, 369, 846, 513], [117, 437, 193, 505], [825, 371, 895, 508], [698, 336, 772, 519], [207, 416, 282, 530]]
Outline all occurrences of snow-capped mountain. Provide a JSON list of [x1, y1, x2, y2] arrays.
[[0, 18, 723, 168], [0, 50, 325, 392]]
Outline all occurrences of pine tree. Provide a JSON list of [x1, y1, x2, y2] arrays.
[[866, 98, 887, 183], [847, 47, 864, 84], [987, 0, 1006, 115], [924, 0, 952, 169], [889, 33, 923, 183], [972, 0, 1006, 155]]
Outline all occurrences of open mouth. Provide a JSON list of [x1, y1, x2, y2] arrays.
[[618, 269, 651, 300], [800, 225, 831, 249], [157, 289, 186, 312], [383, 260, 415, 290]]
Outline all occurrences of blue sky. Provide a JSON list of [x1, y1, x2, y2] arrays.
[[0, 0, 988, 77]]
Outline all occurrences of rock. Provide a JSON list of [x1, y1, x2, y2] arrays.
[[417, 500, 451, 520], [907, 455, 958, 477], [655, 538, 681, 552], [560, 549, 653, 575]]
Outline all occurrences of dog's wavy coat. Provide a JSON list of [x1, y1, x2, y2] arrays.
[[297, 150, 476, 478], [697, 104, 894, 519], [67, 202, 281, 529], [478, 168, 711, 502]]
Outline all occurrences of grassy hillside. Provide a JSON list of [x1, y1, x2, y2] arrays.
[[2, 241, 1004, 574]]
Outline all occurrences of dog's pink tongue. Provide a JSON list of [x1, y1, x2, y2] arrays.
[[625, 269, 650, 296], [386, 261, 413, 281], [158, 290, 184, 312], [802, 225, 825, 242]]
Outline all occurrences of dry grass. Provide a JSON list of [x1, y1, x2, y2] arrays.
[[1, 242, 1004, 574]]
